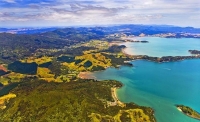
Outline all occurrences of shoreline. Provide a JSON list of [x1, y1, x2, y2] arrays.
[[109, 41, 200, 63], [108, 41, 134, 57], [121, 47, 134, 57], [122, 47, 200, 63], [78, 71, 126, 107], [111, 87, 125, 107]]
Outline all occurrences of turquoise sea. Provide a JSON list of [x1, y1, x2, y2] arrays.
[[121, 37, 200, 57], [92, 37, 200, 122]]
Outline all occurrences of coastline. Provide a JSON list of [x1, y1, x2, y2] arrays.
[[110, 87, 125, 107], [109, 41, 134, 57], [77, 42, 133, 108], [109, 38, 200, 63], [121, 47, 134, 57], [121, 46, 200, 63], [78, 71, 126, 107]]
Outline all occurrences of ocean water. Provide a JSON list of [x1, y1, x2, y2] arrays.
[[92, 59, 200, 122], [91, 37, 200, 122], [121, 37, 200, 57]]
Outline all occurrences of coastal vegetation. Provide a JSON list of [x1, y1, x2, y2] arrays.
[[189, 50, 200, 55], [0, 79, 155, 122], [176, 105, 200, 120]]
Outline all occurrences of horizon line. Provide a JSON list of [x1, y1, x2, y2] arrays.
[[1, 24, 199, 29]]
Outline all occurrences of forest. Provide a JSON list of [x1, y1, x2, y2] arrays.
[[0, 78, 155, 122]]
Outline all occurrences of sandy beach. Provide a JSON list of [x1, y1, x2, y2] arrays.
[[109, 41, 134, 57], [110, 87, 125, 107], [122, 48, 133, 57], [78, 72, 96, 79], [78, 71, 125, 107], [177, 107, 182, 112], [0, 65, 7, 72]]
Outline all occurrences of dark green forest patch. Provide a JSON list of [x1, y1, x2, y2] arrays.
[[38, 62, 52, 68], [75, 59, 84, 65], [84, 61, 92, 68], [91, 66, 105, 71], [8, 61, 38, 75], [57, 56, 75, 63], [0, 70, 10, 76]]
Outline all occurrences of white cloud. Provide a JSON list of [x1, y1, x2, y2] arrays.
[[0, 0, 200, 27], [2, 0, 15, 3]]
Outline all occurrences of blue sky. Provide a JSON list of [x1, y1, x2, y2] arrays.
[[0, 0, 200, 27]]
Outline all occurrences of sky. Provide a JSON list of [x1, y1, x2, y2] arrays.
[[0, 0, 200, 27]]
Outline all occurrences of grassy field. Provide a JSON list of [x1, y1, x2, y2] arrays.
[[0, 93, 16, 109], [20, 56, 53, 65]]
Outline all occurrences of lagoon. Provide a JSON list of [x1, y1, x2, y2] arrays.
[[92, 59, 200, 122]]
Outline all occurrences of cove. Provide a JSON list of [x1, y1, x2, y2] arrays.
[[92, 59, 200, 122]]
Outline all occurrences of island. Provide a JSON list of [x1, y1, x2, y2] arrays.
[[176, 105, 200, 120], [189, 50, 200, 55]]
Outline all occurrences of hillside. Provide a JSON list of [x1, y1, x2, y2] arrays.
[[0, 79, 155, 122]]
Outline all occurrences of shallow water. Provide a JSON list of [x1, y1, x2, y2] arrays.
[[92, 59, 200, 122]]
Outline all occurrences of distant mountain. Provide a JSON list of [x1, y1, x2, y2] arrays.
[[1, 24, 200, 35], [1, 24, 200, 62], [0, 27, 58, 34], [102, 24, 200, 35]]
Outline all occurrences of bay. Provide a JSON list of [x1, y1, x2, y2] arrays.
[[121, 37, 200, 57], [92, 59, 200, 122]]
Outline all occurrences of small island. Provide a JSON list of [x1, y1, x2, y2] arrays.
[[176, 105, 200, 120], [189, 50, 200, 55]]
